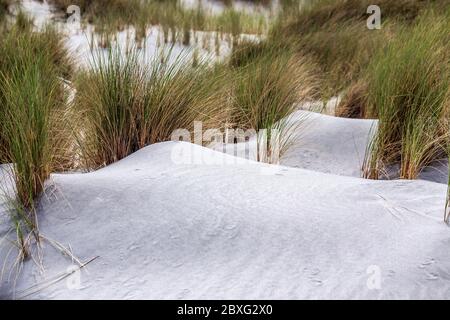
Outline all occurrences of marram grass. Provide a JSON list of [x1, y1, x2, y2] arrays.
[[230, 46, 318, 162], [363, 12, 449, 180], [0, 18, 73, 256], [75, 47, 230, 169]]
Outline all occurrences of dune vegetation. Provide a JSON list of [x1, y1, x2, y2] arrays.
[[257, 0, 449, 185], [48, 0, 270, 45], [74, 49, 231, 169], [0, 0, 449, 260], [362, 13, 449, 180], [74, 43, 317, 168], [0, 15, 74, 256], [230, 46, 318, 161]]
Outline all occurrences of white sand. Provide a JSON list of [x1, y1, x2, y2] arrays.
[[1, 0, 449, 300], [1, 111, 449, 299], [213, 111, 447, 182]]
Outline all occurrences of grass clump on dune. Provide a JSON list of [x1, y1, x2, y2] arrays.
[[263, 1, 450, 182], [268, 0, 450, 98], [75, 43, 318, 168], [230, 47, 318, 162], [74, 49, 147, 168], [75, 47, 229, 169], [0, 18, 73, 256], [362, 12, 449, 180], [138, 57, 229, 147]]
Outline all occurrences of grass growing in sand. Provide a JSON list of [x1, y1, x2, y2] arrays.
[[75, 47, 230, 169], [74, 41, 319, 168], [0, 16, 74, 256], [362, 13, 449, 180], [230, 46, 317, 162], [269, 0, 449, 98]]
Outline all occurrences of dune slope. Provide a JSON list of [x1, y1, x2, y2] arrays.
[[0, 139, 449, 299]]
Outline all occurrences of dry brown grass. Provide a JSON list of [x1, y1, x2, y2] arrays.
[[335, 80, 368, 118]]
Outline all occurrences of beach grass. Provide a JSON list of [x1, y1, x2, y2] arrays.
[[230, 46, 318, 162], [0, 17, 73, 255], [75, 47, 230, 169], [267, 0, 450, 98], [362, 12, 449, 180]]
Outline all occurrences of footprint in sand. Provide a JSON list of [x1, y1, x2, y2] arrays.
[[419, 258, 435, 269], [303, 267, 323, 286]]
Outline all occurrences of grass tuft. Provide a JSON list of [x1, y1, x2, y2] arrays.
[[75, 47, 230, 169], [0, 17, 73, 256], [362, 12, 450, 179], [230, 47, 318, 162]]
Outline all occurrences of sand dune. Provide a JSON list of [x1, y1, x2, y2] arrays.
[[1, 112, 449, 299]]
